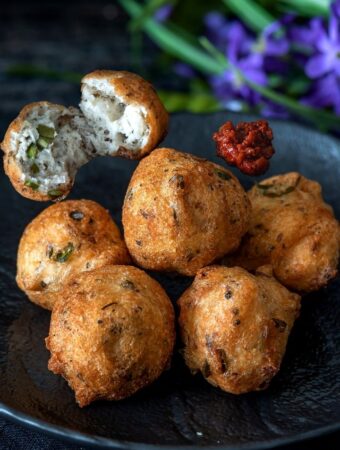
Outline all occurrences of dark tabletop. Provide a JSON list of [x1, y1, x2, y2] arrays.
[[0, 1, 339, 449]]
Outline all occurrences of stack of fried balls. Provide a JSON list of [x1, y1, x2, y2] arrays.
[[2, 71, 339, 407]]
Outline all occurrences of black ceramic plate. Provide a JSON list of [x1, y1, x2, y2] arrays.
[[0, 112, 339, 449]]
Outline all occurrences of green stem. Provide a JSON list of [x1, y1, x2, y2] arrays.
[[222, 0, 275, 32], [118, 0, 225, 74], [237, 68, 340, 127], [278, 0, 331, 17]]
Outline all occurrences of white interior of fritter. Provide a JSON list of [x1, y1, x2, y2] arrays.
[[80, 78, 150, 156], [13, 104, 91, 193]]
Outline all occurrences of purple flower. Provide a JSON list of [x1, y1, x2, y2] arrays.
[[289, 18, 325, 52], [205, 14, 253, 60], [154, 4, 173, 23], [302, 73, 340, 114], [256, 16, 292, 73], [292, 0, 340, 113], [204, 12, 290, 111], [204, 14, 263, 105], [255, 16, 291, 59], [305, 2, 340, 78], [210, 57, 266, 108]]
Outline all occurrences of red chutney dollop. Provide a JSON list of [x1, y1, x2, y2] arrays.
[[213, 120, 275, 176]]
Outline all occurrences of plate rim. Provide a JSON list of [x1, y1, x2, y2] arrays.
[[1, 111, 340, 449], [1, 402, 340, 450]]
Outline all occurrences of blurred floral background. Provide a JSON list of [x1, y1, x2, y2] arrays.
[[1, 0, 340, 133]]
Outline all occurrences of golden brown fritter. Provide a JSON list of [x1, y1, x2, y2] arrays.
[[1, 102, 83, 201], [16, 199, 130, 310], [122, 148, 251, 276], [178, 265, 301, 394], [225, 172, 340, 292], [81, 70, 169, 159], [46, 265, 175, 407], [1, 72, 168, 202]]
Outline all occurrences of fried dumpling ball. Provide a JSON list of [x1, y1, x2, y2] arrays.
[[178, 265, 301, 394], [225, 172, 340, 292], [80, 70, 168, 159], [46, 265, 175, 407], [1, 71, 168, 201], [16, 199, 130, 310], [1, 102, 92, 201], [122, 148, 251, 276]]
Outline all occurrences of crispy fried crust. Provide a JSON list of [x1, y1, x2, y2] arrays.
[[225, 172, 340, 292], [122, 148, 251, 276], [1, 102, 73, 201], [81, 70, 169, 159], [178, 265, 301, 394], [46, 265, 175, 407], [16, 199, 131, 310]]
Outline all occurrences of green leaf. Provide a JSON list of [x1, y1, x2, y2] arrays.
[[268, 74, 283, 89], [199, 37, 229, 68], [278, 0, 331, 17], [286, 77, 310, 96], [118, 0, 225, 74], [222, 0, 275, 32], [158, 90, 220, 113], [166, 22, 202, 48]]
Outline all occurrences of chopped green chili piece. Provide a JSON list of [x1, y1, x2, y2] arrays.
[[48, 189, 63, 198], [257, 184, 296, 198], [214, 169, 231, 181], [27, 143, 38, 159], [37, 137, 51, 149], [37, 124, 55, 139], [24, 179, 39, 190], [54, 242, 74, 263], [257, 179, 300, 197], [262, 186, 296, 197], [257, 183, 275, 190], [31, 163, 39, 174]]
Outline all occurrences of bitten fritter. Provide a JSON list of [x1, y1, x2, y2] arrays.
[[46, 265, 175, 407], [17, 199, 130, 310], [1, 102, 92, 201], [122, 148, 251, 276], [1, 71, 168, 201], [225, 172, 340, 292], [80, 70, 169, 159], [178, 265, 301, 394]]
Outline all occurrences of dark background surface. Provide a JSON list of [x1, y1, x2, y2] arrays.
[[0, 1, 339, 449]]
